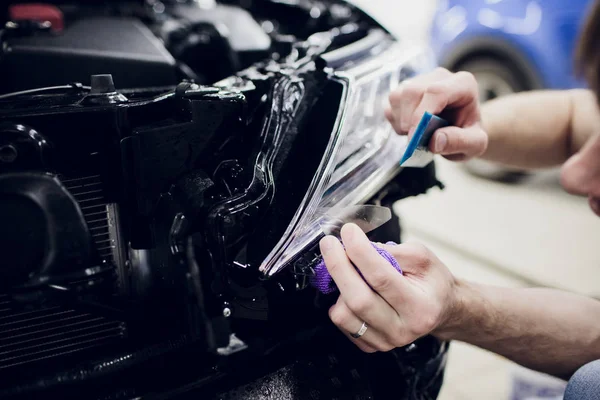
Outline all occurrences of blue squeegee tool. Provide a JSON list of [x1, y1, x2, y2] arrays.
[[400, 111, 450, 168]]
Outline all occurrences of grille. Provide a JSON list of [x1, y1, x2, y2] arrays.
[[60, 174, 120, 263], [0, 295, 125, 369], [0, 174, 127, 371]]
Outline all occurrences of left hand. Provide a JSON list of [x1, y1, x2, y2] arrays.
[[319, 223, 459, 353], [384, 67, 488, 162]]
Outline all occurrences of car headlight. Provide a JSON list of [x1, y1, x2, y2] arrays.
[[259, 37, 436, 278]]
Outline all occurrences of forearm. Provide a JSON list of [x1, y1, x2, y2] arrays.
[[480, 89, 599, 169], [436, 280, 600, 379]]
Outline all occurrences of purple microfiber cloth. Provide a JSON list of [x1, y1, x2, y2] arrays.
[[310, 241, 403, 294]]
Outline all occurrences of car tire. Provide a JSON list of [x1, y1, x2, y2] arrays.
[[454, 57, 531, 183], [458, 57, 529, 101]]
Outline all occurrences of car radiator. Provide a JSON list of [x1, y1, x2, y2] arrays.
[[0, 174, 127, 371]]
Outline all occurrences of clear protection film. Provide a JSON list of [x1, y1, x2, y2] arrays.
[[318, 205, 392, 237], [259, 41, 436, 278]]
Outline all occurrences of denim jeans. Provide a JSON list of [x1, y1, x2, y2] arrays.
[[564, 360, 600, 400]]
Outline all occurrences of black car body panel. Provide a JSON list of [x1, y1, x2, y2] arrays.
[[0, 1, 447, 399]]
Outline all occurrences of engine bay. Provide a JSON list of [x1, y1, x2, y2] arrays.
[[0, 0, 382, 93], [0, 1, 447, 399]]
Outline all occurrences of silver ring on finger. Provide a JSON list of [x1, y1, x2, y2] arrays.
[[350, 321, 368, 339]]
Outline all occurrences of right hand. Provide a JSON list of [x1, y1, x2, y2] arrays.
[[320, 224, 462, 353], [385, 67, 488, 162]]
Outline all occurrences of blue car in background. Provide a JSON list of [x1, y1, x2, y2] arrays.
[[430, 0, 593, 181], [431, 0, 593, 101]]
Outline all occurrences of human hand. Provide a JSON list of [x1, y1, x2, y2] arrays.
[[319, 223, 459, 353], [385, 67, 488, 162]]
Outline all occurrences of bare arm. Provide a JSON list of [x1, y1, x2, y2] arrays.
[[481, 89, 600, 168], [320, 226, 600, 380], [437, 280, 600, 379]]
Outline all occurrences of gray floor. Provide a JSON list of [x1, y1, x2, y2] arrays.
[[395, 160, 599, 399]]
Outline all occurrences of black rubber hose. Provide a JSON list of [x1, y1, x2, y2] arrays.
[[0, 85, 91, 100]]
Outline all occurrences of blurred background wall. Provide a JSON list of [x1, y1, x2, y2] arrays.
[[350, 0, 437, 44]]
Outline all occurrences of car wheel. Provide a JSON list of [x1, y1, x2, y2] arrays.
[[455, 57, 531, 183], [459, 57, 528, 101]]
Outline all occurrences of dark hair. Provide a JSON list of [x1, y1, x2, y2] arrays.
[[577, 0, 600, 99]]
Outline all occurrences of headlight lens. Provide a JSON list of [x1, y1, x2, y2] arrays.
[[259, 40, 435, 278]]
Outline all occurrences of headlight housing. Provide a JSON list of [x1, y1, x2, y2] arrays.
[[259, 36, 436, 278]]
